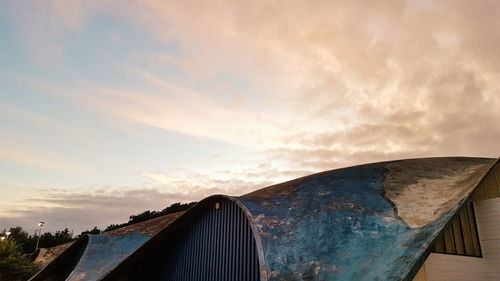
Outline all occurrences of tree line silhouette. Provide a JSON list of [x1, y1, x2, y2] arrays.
[[1, 201, 197, 254]]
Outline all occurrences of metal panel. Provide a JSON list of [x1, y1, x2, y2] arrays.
[[140, 199, 260, 281], [451, 219, 465, 255], [473, 163, 500, 201], [466, 202, 482, 256], [472, 181, 487, 202], [29, 235, 89, 281], [29, 211, 183, 281], [239, 158, 494, 281], [495, 165, 500, 198], [430, 200, 482, 257], [443, 226, 456, 254], [484, 172, 499, 199]]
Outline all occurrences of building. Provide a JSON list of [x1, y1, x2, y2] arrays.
[[30, 211, 184, 280], [29, 157, 500, 281]]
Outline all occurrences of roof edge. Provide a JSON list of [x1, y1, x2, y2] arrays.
[[29, 235, 89, 281], [100, 194, 268, 281], [402, 157, 499, 281]]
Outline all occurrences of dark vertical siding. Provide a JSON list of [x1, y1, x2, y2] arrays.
[[431, 163, 500, 258], [148, 200, 260, 281], [472, 163, 500, 201], [430, 200, 482, 257]]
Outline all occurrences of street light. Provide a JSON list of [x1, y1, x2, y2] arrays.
[[35, 221, 45, 251], [1, 231, 11, 242]]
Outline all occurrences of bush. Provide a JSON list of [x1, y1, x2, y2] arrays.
[[0, 238, 39, 281]]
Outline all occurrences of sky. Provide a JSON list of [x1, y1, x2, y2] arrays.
[[0, 0, 499, 234]]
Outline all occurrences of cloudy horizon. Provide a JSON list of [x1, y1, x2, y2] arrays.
[[1, 0, 499, 234]]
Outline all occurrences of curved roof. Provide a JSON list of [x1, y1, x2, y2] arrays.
[[31, 157, 499, 281], [236, 157, 496, 280], [29, 211, 184, 281], [33, 242, 73, 269]]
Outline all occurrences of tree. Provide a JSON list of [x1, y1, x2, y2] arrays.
[[1, 201, 198, 255], [3, 227, 75, 254], [2, 227, 34, 254], [103, 201, 197, 232], [127, 202, 197, 225], [0, 238, 38, 281], [5, 227, 28, 246], [77, 227, 101, 239], [53, 228, 73, 245], [37, 228, 73, 249]]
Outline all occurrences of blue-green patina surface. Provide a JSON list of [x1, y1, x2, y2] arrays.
[[31, 157, 497, 281], [237, 159, 494, 281], [67, 233, 149, 281]]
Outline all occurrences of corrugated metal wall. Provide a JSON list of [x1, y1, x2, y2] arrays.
[[147, 199, 260, 281]]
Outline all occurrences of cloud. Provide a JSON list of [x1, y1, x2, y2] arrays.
[[0, 103, 89, 171], [0, 187, 200, 234], [12, 0, 500, 157], [2, 0, 500, 234], [0, 104, 56, 127], [0, 158, 315, 234], [0, 141, 84, 172], [4, 0, 117, 67]]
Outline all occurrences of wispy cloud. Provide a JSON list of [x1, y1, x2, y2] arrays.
[[2, 0, 499, 233], [25, 71, 291, 149], [0, 157, 314, 234], [0, 141, 84, 172], [0, 178, 263, 234], [0, 103, 90, 172], [0, 103, 56, 127], [0, 187, 184, 234], [12, 0, 500, 154]]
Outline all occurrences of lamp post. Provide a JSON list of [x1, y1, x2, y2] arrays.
[[35, 222, 45, 251]]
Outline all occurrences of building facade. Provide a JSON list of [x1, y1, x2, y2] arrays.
[[30, 157, 500, 281], [413, 160, 500, 281]]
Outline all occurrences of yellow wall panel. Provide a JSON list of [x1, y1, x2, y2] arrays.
[[412, 264, 427, 281]]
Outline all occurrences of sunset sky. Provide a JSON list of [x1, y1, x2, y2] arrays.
[[1, 0, 499, 234]]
